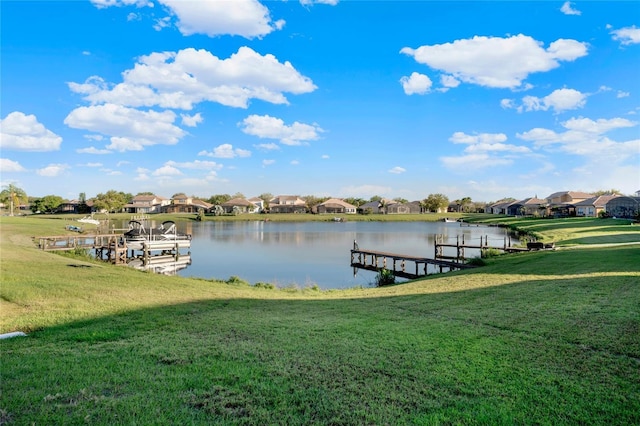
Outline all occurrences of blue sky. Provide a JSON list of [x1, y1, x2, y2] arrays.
[[1, 0, 639, 202]]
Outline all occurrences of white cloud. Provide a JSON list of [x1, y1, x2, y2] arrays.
[[517, 117, 639, 162], [152, 164, 182, 176], [166, 160, 222, 170], [560, 1, 581, 16], [400, 34, 588, 89], [0, 158, 26, 172], [617, 91, 630, 98], [159, 0, 282, 39], [240, 114, 323, 145], [440, 154, 513, 170], [181, 113, 202, 127], [449, 132, 508, 145], [611, 25, 640, 45], [262, 159, 275, 166], [37, 163, 69, 177], [388, 166, 406, 174], [290, 160, 300, 165], [400, 72, 432, 95], [76, 146, 112, 154], [0, 112, 62, 151], [68, 47, 316, 110], [64, 103, 185, 152], [321, 154, 330, 159], [516, 88, 587, 113], [300, 0, 339, 5], [198, 143, 252, 158], [442, 132, 530, 171], [83, 162, 103, 167], [91, 0, 151, 9], [254, 143, 280, 151]]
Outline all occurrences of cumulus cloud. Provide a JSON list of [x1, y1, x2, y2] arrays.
[[503, 88, 588, 113], [560, 1, 581, 15], [181, 113, 202, 127], [0, 112, 62, 151], [388, 166, 406, 174], [37, 163, 69, 177], [300, 0, 339, 5], [400, 72, 432, 95], [92, 0, 284, 39], [518, 117, 639, 162], [165, 160, 223, 171], [160, 0, 283, 38], [64, 103, 185, 152], [198, 143, 252, 158], [240, 114, 323, 145], [68, 47, 316, 110], [441, 132, 530, 171], [0, 158, 26, 173], [152, 164, 182, 176], [262, 159, 275, 166], [610, 25, 640, 45], [400, 34, 588, 90], [76, 147, 112, 154]]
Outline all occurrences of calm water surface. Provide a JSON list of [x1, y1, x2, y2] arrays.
[[163, 220, 510, 289]]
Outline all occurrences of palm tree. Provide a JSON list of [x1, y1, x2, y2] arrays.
[[0, 184, 28, 216]]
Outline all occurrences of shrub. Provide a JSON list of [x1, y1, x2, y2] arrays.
[[226, 275, 249, 286], [375, 268, 395, 286]]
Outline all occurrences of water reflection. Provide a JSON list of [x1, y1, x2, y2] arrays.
[[161, 220, 510, 289]]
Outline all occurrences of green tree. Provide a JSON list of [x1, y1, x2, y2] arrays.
[[259, 193, 273, 210], [208, 194, 231, 205], [92, 190, 130, 213], [393, 197, 408, 204], [369, 195, 382, 202], [0, 184, 28, 216], [344, 197, 366, 207], [31, 195, 64, 214], [422, 193, 449, 213], [593, 189, 622, 196], [302, 195, 329, 213]]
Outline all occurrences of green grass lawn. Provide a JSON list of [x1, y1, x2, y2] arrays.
[[1, 215, 639, 425]]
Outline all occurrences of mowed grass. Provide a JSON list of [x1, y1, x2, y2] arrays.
[[1, 215, 639, 425]]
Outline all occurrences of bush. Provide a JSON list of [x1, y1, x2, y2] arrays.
[[226, 275, 249, 286], [375, 268, 395, 286]]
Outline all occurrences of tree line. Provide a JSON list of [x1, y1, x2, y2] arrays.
[[0, 184, 626, 216]]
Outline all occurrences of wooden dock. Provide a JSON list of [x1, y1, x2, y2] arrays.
[[350, 241, 476, 279], [36, 233, 191, 270], [434, 234, 528, 262]]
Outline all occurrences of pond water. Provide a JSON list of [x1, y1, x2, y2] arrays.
[[141, 220, 511, 289]]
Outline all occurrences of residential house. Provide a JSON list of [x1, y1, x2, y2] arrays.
[[162, 194, 212, 213], [269, 195, 307, 214], [247, 197, 265, 213], [575, 195, 619, 217], [386, 201, 421, 214], [56, 199, 93, 214], [506, 197, 547, 216], [221, 198, 255, 214], [357, 200, 382, 214], [124, 194, 170, 214], [315, 198, 357, 214], [605, 196, 640, 219], [488, 200, 515, 215], [545, 191, 594, 217]]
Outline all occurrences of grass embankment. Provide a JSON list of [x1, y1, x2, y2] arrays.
[[1, 215, 639, 425]]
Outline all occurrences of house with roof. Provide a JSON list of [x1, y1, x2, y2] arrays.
[[545, 191, 594, 217], [162, 194, 212, 213], [488, 200, 515, 215], [506, 197, 547, 216], [386, 200, 422, 214], [124, 194, 170, 214], [315, 198, 357, 214], [269, 195, 307, 213], [574, 195, 619, 217], [605, 196, 640, 219], [221, 198, 255, 214], [247, 197, 265, 213]]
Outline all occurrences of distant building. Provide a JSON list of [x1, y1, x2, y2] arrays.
[[605, 196, 640, 219], [315, 198, 357, 214]]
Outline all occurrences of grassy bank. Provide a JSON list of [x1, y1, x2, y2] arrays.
[[1, 215, 639, 425]]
